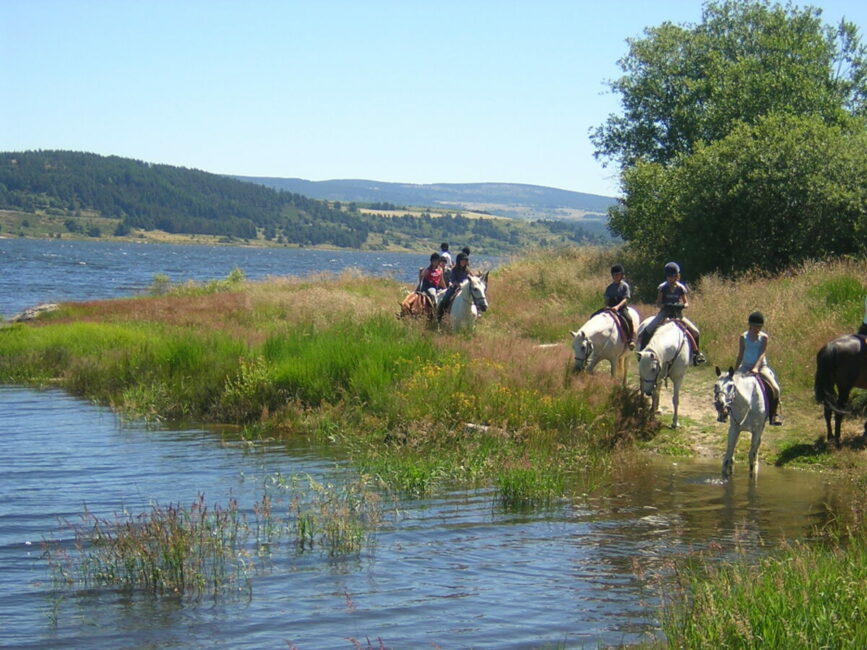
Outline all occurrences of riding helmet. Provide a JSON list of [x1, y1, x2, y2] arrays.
[[455, 252, 468, 264], [610, 264, 624, 275], [664, 261, 680, 276], [748, 311, 764, 325]]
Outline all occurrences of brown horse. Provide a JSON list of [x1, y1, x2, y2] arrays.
[[814, 334, 867, 446], [398, 291, 436, 321]]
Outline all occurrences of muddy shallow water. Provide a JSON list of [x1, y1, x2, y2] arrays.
[[0, 385, 850, 649]]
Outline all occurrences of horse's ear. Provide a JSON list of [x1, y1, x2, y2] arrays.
[[570, 330, 578, 339], [483, 271, 489, 285], [715, 366, 721, 376], [728, 366, 735, 377]]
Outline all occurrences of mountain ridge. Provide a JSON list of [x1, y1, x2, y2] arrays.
[[234, 176, 617, 218]]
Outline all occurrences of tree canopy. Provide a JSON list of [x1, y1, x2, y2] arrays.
[[592, 0, 867, 276]]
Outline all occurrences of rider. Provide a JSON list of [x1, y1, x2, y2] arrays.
[[439, 243, 453, 284], [601, 263, 635, 349], [735, 311, 782, 425], [437, 251, 470, 322], [639, 261, 706, 365], [591, 264, 634, 349], [419, 252, 446, 304]]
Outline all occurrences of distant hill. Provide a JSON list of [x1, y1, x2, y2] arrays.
[[0, 151, 614, 253], [235, 177, 617, 219]]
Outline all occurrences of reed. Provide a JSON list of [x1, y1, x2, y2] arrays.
[[45, 475, 387, 597], [47, 495, 250, 598], [659, 535, 867, 648]]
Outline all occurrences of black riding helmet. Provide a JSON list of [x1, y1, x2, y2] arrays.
[[610, 264, 624, 275], [748, 311, 764, 325]]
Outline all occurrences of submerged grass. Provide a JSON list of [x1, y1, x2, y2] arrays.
[[46, 474, 386, 597]]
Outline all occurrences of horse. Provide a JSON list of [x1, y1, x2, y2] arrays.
[[570, 306, 639, 384], [447, 272, 489, 332], [635, 319, 691, 429], [398, 290, 438, 321], [714, 367, 766, 478], [814, 334, 867, 447]]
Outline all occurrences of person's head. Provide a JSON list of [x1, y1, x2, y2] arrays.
[[429, 252, 441, 265], [440, 242, 449, 252], [455, 252, 468, 267], [664, 262, 680, 280], [461, 246, 471, 256], [610, 264, 624, 280], [748, 311, 764, 329]]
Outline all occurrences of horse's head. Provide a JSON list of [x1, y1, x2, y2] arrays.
[[468, 275, 488, 313], [571, 330, 592, 372], [713, 366, 735, 422], [636, 349, 661, 396]]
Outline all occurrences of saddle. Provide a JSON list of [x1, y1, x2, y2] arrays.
[[398, 291, 435, 319], [669, 319, 698, 356]]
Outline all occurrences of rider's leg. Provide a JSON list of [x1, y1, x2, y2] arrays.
[[683, 317, 706, 365], [761, 367, 782, 424], [437, 286, 456, 321], [619, 307, 635, 349], [640, 312, 664, 350]]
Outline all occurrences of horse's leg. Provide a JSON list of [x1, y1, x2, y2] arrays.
[[722, 422, 738, 478], [748, 425, 763, 478], [670, 378, 681, 429], [617, 353, 628, 386], [835, 387, 852, 448], [824, 405, 833, 441]]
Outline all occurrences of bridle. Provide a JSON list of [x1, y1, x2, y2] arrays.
[[639, 349, 663, 395], [714, 377, 733, 422], [468, 277, 488, 312], [574, 335, 592, 371]]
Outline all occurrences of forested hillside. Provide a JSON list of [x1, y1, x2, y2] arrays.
[[0, 151, 608, 252]]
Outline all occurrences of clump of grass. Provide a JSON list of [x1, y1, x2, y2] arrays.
[[495, 455, 565, 508], [47, 495, 250, 598], [46, 476, 387, 599], [659, 535, 867, 648], [147, 268, 247, 297]]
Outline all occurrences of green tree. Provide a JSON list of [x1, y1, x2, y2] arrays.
[[592, 0, 867, 168], [595, 0, 867, 275], [611, 113, 867, 275]]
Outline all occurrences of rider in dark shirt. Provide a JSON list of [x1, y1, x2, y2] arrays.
[[437, 252, 471, 322]]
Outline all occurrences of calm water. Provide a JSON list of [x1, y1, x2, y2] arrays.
[[0, 239, 848, 648], [0, 238, 499, 318]]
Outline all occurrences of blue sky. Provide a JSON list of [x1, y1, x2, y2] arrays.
[[3, 0, 865, 197]]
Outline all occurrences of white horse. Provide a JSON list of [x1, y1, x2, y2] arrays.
[[570, 307, 639, 384], [636, 319, 691, 429], [714, 367, 767, 478], [448, 272, 489, 332]]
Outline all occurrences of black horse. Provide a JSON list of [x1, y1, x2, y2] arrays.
[[814, 334, 867, 447]]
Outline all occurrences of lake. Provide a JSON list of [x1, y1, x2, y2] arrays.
[[0, 238, 847, 648]]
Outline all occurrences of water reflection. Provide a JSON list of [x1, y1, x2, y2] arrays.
[[0, 386, 854, 649]]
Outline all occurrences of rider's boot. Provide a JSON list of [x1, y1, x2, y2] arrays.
[[769, 395, 782, 425], [692, 334, 707, 365]]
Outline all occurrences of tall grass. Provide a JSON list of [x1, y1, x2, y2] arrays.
[[659, 536, 867, 648], [46, 475, 386, 597]]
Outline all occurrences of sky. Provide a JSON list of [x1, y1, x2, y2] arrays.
[[3, 0, 866, 197]]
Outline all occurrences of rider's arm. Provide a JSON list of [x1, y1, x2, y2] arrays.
[[655, 289, 665, 309], [752, 335, 769, 373], [735, 335, 745, 370]]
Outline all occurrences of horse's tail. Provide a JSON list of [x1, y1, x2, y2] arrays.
[[814, 344, 846, 413]]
